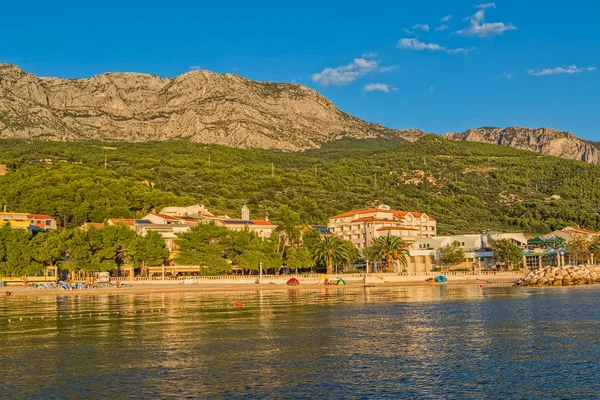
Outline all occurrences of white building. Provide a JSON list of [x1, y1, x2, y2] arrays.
[[327, 204, 437, 250]]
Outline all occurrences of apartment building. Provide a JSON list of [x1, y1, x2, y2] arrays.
[[327, 204, 437, 250]]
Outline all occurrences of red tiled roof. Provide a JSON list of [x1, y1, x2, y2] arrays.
[[330, 208, 436, 222], [84, 222, 105, 229], [251, 220, 275, 226], [155, 213, 182, 221], [564, 226, 600, 235], [27, 214, 54, 220], [330, 208, 382, 219], [108, 218, 136, 226]]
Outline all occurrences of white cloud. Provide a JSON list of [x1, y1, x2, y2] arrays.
[[527, 65, 597, 76], [446, 47, 475, 54], [361, 52, 378, 59], [380, 65, 399, 72], [189, 66, 202, 70], [412, 24, 430, 32], [441, 14, 453, 22], [397, 38, 475, 54], [476, 2, 496, 9], [397, 38, 444, 51], [456, 5, 516, 37], [503, 72, 514, 79], [312, 58, 379, 86], [436, 25, 449, 31], [364, 83, 390, 93]]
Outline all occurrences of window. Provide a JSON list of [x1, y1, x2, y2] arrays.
[[47, 269, 56, 277], [36, 220, 42, 225]]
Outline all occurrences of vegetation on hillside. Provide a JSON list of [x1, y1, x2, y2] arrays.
[[1, 136, 600, 234]]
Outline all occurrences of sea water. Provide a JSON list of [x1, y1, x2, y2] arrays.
[[1, 285, 599, 399]]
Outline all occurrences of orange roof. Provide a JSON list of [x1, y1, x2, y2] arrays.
[[330, 207, 436, 222], [565, 226, 600, 235], [330, 208, 382, 219], [251, 220, 274, 226], [377, 227, 419, 231], [84, 222, 105, 229], [155, 213, 182, 221], [28, 214, 54, 220], [109, 218, 136, 226]]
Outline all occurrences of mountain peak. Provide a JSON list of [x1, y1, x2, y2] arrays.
[[0, 64, 423, 149], [444, 126, 600, 163]]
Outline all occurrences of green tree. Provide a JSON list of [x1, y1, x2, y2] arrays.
[[301, 228, 322, 254], [312, 236, 348, 274], [31, 230, 69, 270], [438, 241, 466, 270], [372, 235, 409, 273], [490, 239, 524, 270], [231, 229, 280, 274], [340, 240, 359, 271], [285, 246, 313, 273], [0, 227, 42, 278], [174, 223, 233, 275], [128, 231, 169, 273], [567, 235, 592, 265], [363, 244, 382, 273], [275, 205, 301, 255]]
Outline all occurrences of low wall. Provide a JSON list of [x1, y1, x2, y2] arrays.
[[100, 271, 521, 285]]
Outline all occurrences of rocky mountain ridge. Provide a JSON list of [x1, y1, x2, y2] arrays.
[[443, 126, 600, 164], [0, 64, 423, 150]]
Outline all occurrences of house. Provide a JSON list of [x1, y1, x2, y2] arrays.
[[0, 212, 31, 229], [81, 222, 105, 230], [28, 214, 57, 231], [327, 204, 437, 250], [409, 231, 529, 272], [133, 220, 191, 252], [546, 226, 600, 242], [299, 225, 333, 238], [217, 219, 277, 239], [107, 218, 137, 229], [143, 213, 189, 225], [159, 204, 214, 217]]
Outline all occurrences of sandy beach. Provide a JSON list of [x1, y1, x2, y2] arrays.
[[3, 275, 520, 297]]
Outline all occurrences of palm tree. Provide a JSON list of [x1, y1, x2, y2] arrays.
[[373, 235, 409, 273], [363, 244, 381, 273], [312, 236, 347, 274]]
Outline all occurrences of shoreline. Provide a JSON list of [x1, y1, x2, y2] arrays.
[[3, 276, 520, 298]]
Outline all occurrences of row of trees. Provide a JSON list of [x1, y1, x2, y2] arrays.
[[0, 224, 168, 278]]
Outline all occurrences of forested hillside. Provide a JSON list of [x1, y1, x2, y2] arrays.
[[1, 136, 600, 235]]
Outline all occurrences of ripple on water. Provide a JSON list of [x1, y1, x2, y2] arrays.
[[1, 285, 600, 399]]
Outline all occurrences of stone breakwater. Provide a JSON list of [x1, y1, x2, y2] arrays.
[[515, 265, 600, 287]]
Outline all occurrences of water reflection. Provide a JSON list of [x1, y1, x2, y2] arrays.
[[1, 285, 600, 398]]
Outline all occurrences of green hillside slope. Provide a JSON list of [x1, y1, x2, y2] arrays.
[[1, 135, 599, 235]]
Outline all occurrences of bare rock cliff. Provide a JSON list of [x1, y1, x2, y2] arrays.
[[443, 126, 600, 164], [0, 64, 423, 150]]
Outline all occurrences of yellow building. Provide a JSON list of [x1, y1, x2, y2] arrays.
[[0, 212, 31, 229]]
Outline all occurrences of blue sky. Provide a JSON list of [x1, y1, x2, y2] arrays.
[[2, 0, 599, 139]]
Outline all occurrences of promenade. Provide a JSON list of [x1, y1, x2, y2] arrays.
[[5, 271, 522, 297]]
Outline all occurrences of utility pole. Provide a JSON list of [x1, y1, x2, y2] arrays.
[[208, 155, 211, 168], [271, 162, 274, 177], [374, 174, 377, 189], [104, 154, 107, 170]]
